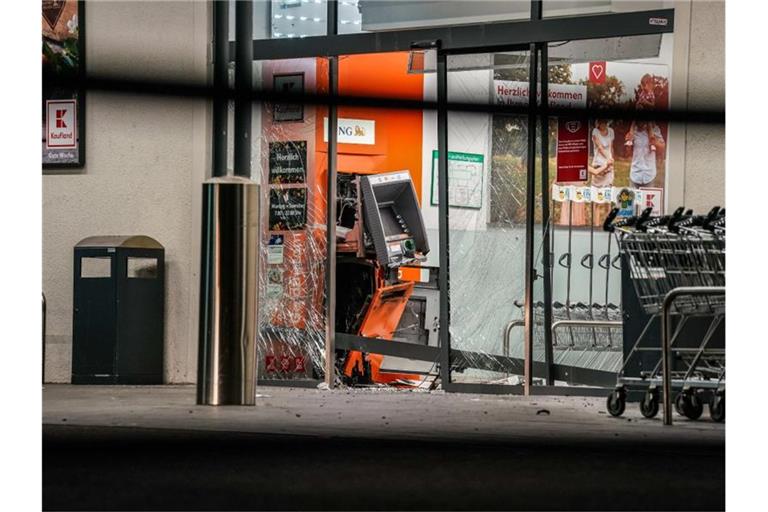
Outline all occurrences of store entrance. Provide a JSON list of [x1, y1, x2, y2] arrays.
[[441, 49, 536, 390]]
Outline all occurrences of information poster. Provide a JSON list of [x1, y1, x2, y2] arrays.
[[42, 0, 84, 168], [269, 188, 307, 230], [556, 119, 589, 182], [267, 268, 284, 299], [269, 141, 307, 184], [430, 150, 484, 209], [267, 234, 285, 264]]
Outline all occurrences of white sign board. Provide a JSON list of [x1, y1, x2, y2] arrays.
[[46, 99, 77, 149], [430, 151, 484, 210], [494, 80, 588, 109], [637, 187, 664, 216], [323, 117, 376, 145]]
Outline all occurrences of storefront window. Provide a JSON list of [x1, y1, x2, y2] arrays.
[[542, 33, 674, 379], [255, 57, 330, 382], [543, 0, 675, 18], [446, 50, 532, 385], [230, 0, 328, 41], [357, 0, 532, 31]]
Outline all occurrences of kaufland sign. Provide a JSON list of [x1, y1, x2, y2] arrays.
[[494, 80, 587, 109], [46, 99, 77, 149]]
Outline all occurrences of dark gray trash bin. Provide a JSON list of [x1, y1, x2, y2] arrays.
[[72, 235, 164, 384]]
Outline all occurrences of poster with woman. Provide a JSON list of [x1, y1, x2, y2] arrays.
[[554, 61, 669, 226]]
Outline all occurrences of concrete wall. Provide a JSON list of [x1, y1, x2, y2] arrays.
[[683, 0, 725, 210], [43, 1, 210, 383]]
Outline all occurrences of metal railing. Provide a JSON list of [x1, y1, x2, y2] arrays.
[[503, 318, 623, 357], [661, 286, 726, 426]]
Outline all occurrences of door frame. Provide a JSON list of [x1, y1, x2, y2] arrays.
[[237, 3, 677, 394]]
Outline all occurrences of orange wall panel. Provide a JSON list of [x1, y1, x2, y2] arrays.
[[315, 52, 424, 203]]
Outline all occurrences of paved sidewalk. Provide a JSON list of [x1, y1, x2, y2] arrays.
[[43, 384, 724, 444], [43, 385, 724, 511]]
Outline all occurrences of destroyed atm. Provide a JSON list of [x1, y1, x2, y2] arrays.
[[335, 170, 436, 386]]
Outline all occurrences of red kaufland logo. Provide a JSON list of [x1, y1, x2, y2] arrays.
[[56, 110, 67, 128], [46, 99, 77, 149]]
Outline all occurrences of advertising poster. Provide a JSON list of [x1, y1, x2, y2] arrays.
[[549, 61, 669, 226], [430, 150, 484, 209], [269, 141, 307, 184], [615, 188, 636, 218], [556, 119, 589, 182], [269, 188, 307, 231], [43, 0, 84, 168]]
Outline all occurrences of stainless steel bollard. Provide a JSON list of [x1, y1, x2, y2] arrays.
[[197, 177, 260, 405]]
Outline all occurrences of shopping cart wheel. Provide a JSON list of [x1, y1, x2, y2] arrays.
[[639, 389, 660, 419], [709, 392, 725, 423], [675, 391, 704, 420], [606, 388, 626, 417], [674, 393, 685, 416]]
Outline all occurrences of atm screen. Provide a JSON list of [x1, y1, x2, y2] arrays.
[[380, 205, 402, 238]]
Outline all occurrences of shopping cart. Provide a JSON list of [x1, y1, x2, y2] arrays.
[[604, 206, 725, 422]]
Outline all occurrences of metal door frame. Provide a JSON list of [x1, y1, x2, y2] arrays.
[[233, 1, 676, 394]]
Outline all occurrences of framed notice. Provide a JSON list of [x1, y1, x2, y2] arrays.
[[269, 188, 307, 231], [269, 141, 307, 184], [273, 73, 304, 123], [43, 0, 85, 170], [430, 150, 484, 210]]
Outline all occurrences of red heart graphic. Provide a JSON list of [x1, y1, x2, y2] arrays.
[[589, 61, 607, 84]]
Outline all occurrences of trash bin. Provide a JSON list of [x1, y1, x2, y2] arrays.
[[72, 235, 164, 384]]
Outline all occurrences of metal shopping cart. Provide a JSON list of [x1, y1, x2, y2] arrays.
[[604, 206, 725, 422]]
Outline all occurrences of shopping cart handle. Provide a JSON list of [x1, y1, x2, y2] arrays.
[[558, 253, 572, 268], [598, 254, 610, 270], [671, 206, 686, 223], [703, 206, 721, 230], [635, 207, 654, 231], [580, 254, 594, 269], [611, 254, 622, 269], [603, 207, 620, 232]]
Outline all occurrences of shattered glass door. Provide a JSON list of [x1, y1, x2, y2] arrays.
[[445, 50, 534, 386]]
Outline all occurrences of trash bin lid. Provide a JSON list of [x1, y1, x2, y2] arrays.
[[75, 235, 163, 249]]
